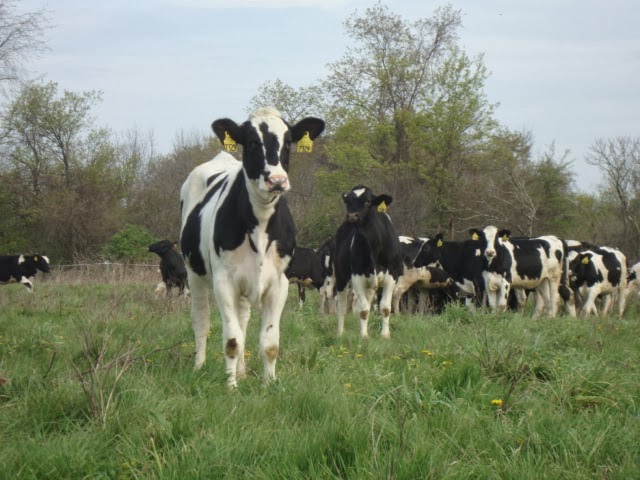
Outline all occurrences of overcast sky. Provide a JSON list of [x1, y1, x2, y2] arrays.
[[18, 0, 640, 191]]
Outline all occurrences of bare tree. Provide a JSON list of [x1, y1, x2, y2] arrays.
[[0, 0, 50, 86], [586, 136, 640, 251]]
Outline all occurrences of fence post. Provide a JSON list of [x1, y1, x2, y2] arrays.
[[104, 261, 110, 284]]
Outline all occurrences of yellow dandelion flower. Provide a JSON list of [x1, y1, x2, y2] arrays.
[[421, 350, 433, 356], [491, 399, 503, 407], [244, 351, 252, 358], [441, 360, 452, 367], [356, 353, 363, 358], [337, 354, 344, 358], [391, 355, 401, 360], [343, 383, 352, 388]]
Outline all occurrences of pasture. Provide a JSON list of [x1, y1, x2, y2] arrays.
[[1, 278, 639, 479]]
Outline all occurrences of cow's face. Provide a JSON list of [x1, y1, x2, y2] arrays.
[[212, 107, 324, 197], [342, 185, 393, 225], [568, 252, 595, 286], [149, 240, 175, 256], [22, 254, 50, 273], [470, 226, 510, 263]]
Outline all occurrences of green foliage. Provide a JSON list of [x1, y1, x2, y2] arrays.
[[101, 224, 155, 262]]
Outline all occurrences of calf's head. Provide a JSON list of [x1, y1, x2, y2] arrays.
[[342, 185, 393, 225], [212, 107, 324, 196], [22, 254, 50, 273], [469, 226, 510, 263], [148, 240, 176, 257]]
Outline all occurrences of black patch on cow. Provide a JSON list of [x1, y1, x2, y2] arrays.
[[181, 177, 229, 276], [214, 174, 259, 256], [265, 197, 296, 259], [206, 171, 225, 187]]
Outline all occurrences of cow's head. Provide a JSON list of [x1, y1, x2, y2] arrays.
[[568, 251, 596, 287], [414, 233, 445, 268], [21, 254, 50, 273], [212, 107, 324, 197], [148, 239, 175, 256], [341, 185, 393, 225], [470, 226, 510, 263]]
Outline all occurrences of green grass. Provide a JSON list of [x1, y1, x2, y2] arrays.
[[1, 283, 639, 479]]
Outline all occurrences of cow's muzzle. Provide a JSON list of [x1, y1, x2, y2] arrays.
[[265, 174, 289, 192]]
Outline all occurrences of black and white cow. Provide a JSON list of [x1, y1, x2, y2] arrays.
[[285, 246, 324, 307], [0, 254, 50, 291], [568, 247, 627, 317], [334, 185, 404, 338], [180, 107, 324, 387], [413, 233, 485, 306], [148, 240, 189, 297], [392, 236, 459, 313], [470, 226, 573, 317]]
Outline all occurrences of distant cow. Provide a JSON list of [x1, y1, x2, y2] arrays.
[[180, 107, 324, 387], [334, 185, 403, 338], [317, 237, 337, 313], [148, 240, 189, 297], [569, 247, 627, 317], [392, 236, 459, 313], [470, 227, 573, 317], [0, 254, 50, 291], [285, 246, 324, 307], [414, 233, 485, 306], [626, 261, 640, 303]]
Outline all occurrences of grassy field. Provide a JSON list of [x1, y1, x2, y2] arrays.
[[1, 282, 639, 479]]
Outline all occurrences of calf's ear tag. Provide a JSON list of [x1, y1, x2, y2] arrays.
[[502, 234, 509, 241], [296, 131, 313, 153], [437, 239, 443, 247], [377, 201, 387, 213], [581, 256, 590, 265], [471, 232, 479, 241], [34, 255, 39, 261], [223, 132, 237, 152]]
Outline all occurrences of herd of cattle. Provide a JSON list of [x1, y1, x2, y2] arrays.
[[2, 107, 637, 388]]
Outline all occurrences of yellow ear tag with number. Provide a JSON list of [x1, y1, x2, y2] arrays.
[[502, 234, 509, 241], [437, 239, 443, 247], [296, 131, 313, 153], [471, 233, 479, 241], [223, 131, 237, 152], [377, 201, 387, 213], [581, 256, 590, 265]]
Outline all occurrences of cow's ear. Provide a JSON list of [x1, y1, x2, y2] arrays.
[[373, 195, 392, 208], [290, 117, 325, 142], [212, 118, 245, 146], [342, 192, 348, 203], [469, 229, 481, 241], [498, 229, 511, 241]]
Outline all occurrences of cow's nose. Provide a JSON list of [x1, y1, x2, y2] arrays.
[[266, 174, 289, 191], [486, 249, 496, 258], [346, 213, 359, 223]]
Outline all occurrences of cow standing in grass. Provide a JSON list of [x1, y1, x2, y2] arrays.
[[180, 107, 324, 387], [0, 254, 50, 292], [334, 186, 403, 338], [148, 240, 189, 297]]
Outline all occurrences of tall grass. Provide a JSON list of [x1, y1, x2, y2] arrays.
[[1, 282, 639, 479]]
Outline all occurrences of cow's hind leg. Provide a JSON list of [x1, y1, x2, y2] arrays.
[[259, 274, 289, 382], [236, 297, 251, 380], [189, 274, 211, 370], [336, 288, 349, 336]]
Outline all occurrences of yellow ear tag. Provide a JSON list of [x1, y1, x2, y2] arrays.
[[34, 255, 38, 261], [502, 234, 509, 241], [471, 233, 479, 241], [296, 131, 313, 153], [223, 131, 237, 152], [581, 257, 590, 265], [437, 239, 443, 247], [377, 201, 386, 213]]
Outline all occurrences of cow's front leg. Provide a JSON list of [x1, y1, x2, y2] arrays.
[[189, 274, 211, 370], [213, 278, 244, 389], [378, 275, 396, 339], [259, 275, 288, 382], [336, 288, 349, 336], [352, 274, 374, 338], [236, 296, 251, 380]]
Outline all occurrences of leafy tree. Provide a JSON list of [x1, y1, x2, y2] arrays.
[[101, 224, 155, 262]]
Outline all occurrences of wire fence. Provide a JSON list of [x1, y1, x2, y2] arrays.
[[41, 262, 162, 285]]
